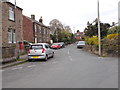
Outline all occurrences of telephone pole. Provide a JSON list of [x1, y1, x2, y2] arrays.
[[97, 0, 101, 56]]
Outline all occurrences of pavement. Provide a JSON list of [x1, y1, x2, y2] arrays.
[[1, 55, 28, 69], [2, 44, 118, 88]]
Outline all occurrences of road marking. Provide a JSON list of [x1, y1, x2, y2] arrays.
[[0, 69, 5, 72], [52, 62, 57, 64], [27, 65, 36, 68], [98, 57, 104, 59], [68, 50, 70, 55], [11, 67, 23, 70], [68, 56, 73, 61]]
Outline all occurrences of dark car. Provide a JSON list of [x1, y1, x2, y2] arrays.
[[59, 42, 65, 48]]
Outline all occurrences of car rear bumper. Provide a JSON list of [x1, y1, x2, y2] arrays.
[[77, 45, 84, 48], [28, 55, 46, 59]]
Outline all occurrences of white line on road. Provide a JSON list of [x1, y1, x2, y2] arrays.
[[11, 67, 23, 70], [68, 49, 70, 55], [0, 69, 5, 72], [52, 62, 57, 64], [98, 57, 104, 59], [68, 56, 73, 61], [27, 65, 36, 68]]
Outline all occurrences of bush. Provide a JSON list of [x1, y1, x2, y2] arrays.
[[102, 34, 119, 56], [85, 36, 98, 45], [107, 26, 120, 34], [106, 33, 118, 40]]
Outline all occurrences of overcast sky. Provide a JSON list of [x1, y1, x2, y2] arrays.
[[10, 0, 119, 33]]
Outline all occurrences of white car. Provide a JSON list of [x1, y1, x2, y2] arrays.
[[28, 43, 54, 61], [77, 41, 85, 48]]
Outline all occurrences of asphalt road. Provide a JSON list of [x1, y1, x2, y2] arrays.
[[2, 44, 118, 88]]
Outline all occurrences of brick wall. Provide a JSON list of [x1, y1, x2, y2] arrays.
[[23, 15, 34, 42], [2, 2, 23, 59]]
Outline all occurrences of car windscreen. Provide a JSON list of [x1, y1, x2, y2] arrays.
[[78, 41, 85, 44], [52, 43, 59, 45], [30, 45, 43, 49]]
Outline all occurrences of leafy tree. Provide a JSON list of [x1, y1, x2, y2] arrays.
[[107, 26, 120, 34], [84, 20, 110, 38]]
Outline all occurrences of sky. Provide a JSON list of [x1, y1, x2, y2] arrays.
[[10, 0, 119, 33]]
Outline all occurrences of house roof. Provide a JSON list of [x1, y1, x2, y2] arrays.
[[4, 1, 23, 10], [23, 15, 50, 29]]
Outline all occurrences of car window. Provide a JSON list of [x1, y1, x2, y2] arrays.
[[52, 43, 58, 45], [78, 41, 85, 44], [45, 45, 49, 49], [30, 45, 43, 49]]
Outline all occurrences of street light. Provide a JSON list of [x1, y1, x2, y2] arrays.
[[97, 0, 101, 56]]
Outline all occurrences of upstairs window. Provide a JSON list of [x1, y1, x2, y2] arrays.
[[9, 7, 15, 21]]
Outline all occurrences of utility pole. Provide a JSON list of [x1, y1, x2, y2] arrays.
[[118, 1, 120, 26], [73, 26, 75, 34], [97, 0, 101, 56], [14, 0, 19, 59]]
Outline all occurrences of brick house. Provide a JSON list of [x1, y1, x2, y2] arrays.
[[23, 15, 34, 43], [0, 1, 23, 59], [23, 15, 50, 43], [75, 32, 84, 41]]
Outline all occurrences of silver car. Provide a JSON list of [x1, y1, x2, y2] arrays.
[[28, 43, 54, 61], [77, 41, 85, 48]]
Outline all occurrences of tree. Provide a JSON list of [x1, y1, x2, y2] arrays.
[[84, 20, 110, 38], [77, 30, 80, 33], [107, 26, 120, 34]]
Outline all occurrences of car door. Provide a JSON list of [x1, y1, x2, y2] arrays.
[[45, 44, 51, 57]]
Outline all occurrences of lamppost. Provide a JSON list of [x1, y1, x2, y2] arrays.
[[97, 0, 101, 56]]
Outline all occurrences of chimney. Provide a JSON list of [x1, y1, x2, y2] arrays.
[[31, 14, 35, 20], [39, 16, 43, 23], [112, 22, 115, 26]]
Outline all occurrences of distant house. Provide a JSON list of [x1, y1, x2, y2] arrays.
[[75, 32, 84, 40], [0, 1, 23, 59], [23, 15, 50, 43]]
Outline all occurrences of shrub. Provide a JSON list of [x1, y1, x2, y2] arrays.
[[106, 33, 118, 40], [85, 36, 98, 45]]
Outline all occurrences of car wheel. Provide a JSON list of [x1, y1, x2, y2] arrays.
[[51, 53, 54, 58], [44, 55, 48, 61], [28, 59, 32, 62]]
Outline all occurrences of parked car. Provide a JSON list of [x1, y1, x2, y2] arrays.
[[50, 43, 61, 49], [77, 41, 85, 48], [28, 43, 54, 61], [59, 42, 65, 48]]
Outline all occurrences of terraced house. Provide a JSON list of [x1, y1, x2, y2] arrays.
[[0, 1, 23, 60], [23, 15, 50, 43], [1, 1, 51, 63]]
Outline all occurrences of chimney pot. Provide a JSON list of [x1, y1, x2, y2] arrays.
[[31, 14, 35, 20]]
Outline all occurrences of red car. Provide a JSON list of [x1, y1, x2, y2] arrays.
[[50, 43, 61, 49]]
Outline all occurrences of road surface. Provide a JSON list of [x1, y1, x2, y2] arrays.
[[2, 44, 118, 88]]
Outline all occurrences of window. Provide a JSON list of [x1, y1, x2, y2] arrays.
[[30, 45, 43, 49], [35, 25, 37, 33], [9, 7, 15, 21], [13, 30, 16, 43], [8, 29, 16, 43], [8, 30, 12, 43]]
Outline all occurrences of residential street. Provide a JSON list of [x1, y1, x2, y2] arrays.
[[2, 44, 118, 88]]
